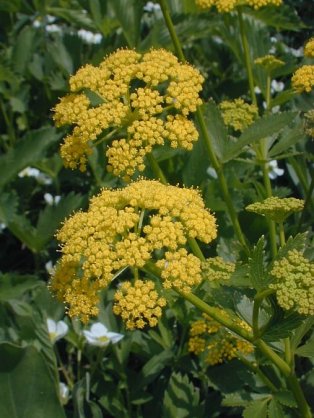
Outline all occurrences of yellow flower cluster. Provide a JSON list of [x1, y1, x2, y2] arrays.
[[219, 98, 258, 132], [254, 55, 285, 72], [202, 256, 235, 282], [270, 250, 314, 316], [188, 313, 253, 365], [195, 0, 281, 12], [113, 280, 166, 329], [50, 180, 217, 322], [246, 196, 304, 223], [291, 65, 314, 93], [53, 48, 203, 179], [304, 110, 314, 138], [304, 38, 314, 58]]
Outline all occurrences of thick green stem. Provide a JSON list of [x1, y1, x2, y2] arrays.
[[146, 153, 167, 184], [261, 161, 277, 257], [237, 8, 257, 105], [266, 74, 271, 110], [278, 222, 285, 248], [286, 375, 313, 418], [188, 237, 206, 262]]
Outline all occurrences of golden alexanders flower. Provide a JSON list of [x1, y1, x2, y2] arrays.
[[246, 196, 304, 223], [195, 0, 281, 13], [50, 180, 217, 322], [202, 256, 235, 282], [188, 312, 253, 365], [291, 65, 314, 93], [254, 54, 285, 72], [304, 110, 314, 138], [53, 49, 203, 180], [219, 98, 258, 132], [304, 38, 314, 58], [113, 280, 166, 329], [270, 250, 314, 316]]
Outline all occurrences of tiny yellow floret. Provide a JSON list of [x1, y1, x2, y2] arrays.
[[291, 65, 314, 93]]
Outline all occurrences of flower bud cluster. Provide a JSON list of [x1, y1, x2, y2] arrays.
[[188, 312, 253, 365], [219, 98, 258, 132], [304, 38, 314, 58], [113, 280, 166, 329], [195, 0, 281, 13], [270, 250, 314, 316], [246, 196, 304, 223], [254, 55, 284, 72], [50, 180, 217, 322], [291, 65, 314, 93], [53, 48, 203, 179], [201, 257, 235, 282]]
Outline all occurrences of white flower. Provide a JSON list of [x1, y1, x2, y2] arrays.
[[268, 160, 284, 180], [77, 29, 102, 44], [83, 323, 124, 347], [45, 260, 55, 275], [254, 86, 262, 94], [144, 1, 161, 12], [271, 80, 285, 93], [44, 193, 61, 206], [47, 318, 69, 343], [0, 223, 6, 233], [46, 24, 62, 33], [59, 382, 70, 405], [207, 166, 218, 179], [18, 167, 52, 185]]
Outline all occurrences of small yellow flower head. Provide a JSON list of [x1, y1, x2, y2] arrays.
[[254, 55, 285, 72], [188, 312, 253, 365], [219, 98, 258, 132], [304, 110, 314, 138], [50, 180, 217, 321], [291, 65, 314, 93], [202, 257, 235, 282], [270, 250, 314, 316], [113, 280, 166, 329], [195, 0, 281, 12], [53, 48, 203, 178], [246, 196, 304, 223], [304, 38, 314, 58]]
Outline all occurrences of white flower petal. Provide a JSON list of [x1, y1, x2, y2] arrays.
[[90, 323, 109, 337]]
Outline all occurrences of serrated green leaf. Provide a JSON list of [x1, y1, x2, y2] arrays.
[[138, 349, 173, 387], [249, 236, 267, 290], [222, 393, 251, 408], [263, 311, 303, 341], [268, 399, 285, 418], [291, 318, 314, 352], [0, 274, 41, 301], [295, 339, 314, 358], [0, 127, 61, 188], [274, 390, 297, 408], [223, 112, 298, 162], [276, 233, 308, 260], [163, 372, 203, 418], [243, 398, 269, 418]]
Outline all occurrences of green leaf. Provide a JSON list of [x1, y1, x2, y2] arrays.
[[249, 236, 267, 290], [222, 393, 251, 408], [0, 0, 20, 12], [268, 123, 305, 158], [163, 372, 204, 418], [243, 398, 269, 418], [0, 126, 61, 188], [276, 233, 308, 261], [223, 112, 298, 162], [274, 390, 297, 408], [108, 0, 143, 47], [295, 339, 314, 358], [291, 317, 314, 352], [199, 101, 229, 162], [268, 399, 285, 418], [263, 311, 303, 341], [182, 134, 208, 186], [11, 26, 36, 74], [268, 89, 297, 110], [137, 349, 173, 387], [47, 7, 95, 29], [0, 343, 66, 418], [247, 5, 307, 31], [0, 274, 40, 301], [47, 37, 74, 75]]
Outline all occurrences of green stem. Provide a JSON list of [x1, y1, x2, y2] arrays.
[[196, 110, 250, 255], [266, 73, 271, 110], [252, 288, 275, 338], [278, 222, 285, 248], [146, 153, 167, 184], [188, 237, 206, 262], [158, 0, 185, 62], [288, 156, 309, 196], [237, 8, 257, 106], [286, 375, 313, 418], [238, 355, 278, 393], [297, 172, 314, 231], [261, 160, 277, 257]]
